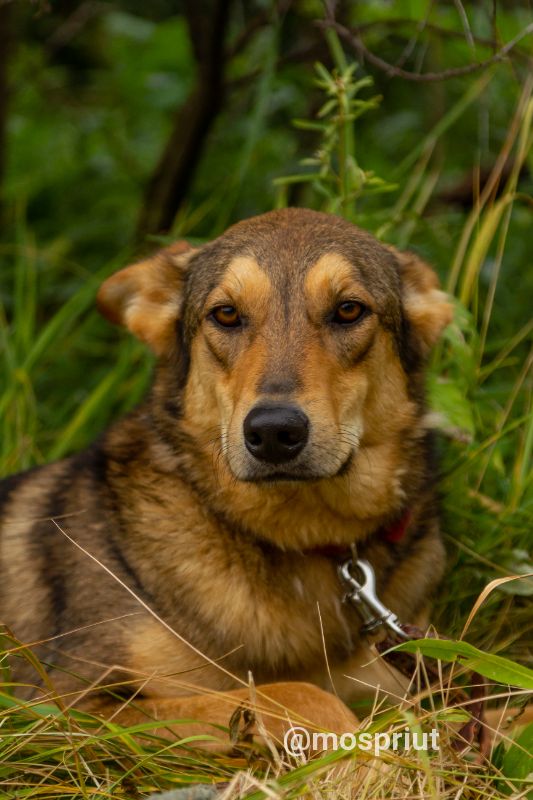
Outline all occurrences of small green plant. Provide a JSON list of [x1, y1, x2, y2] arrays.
[[275, 30, 396, 217]]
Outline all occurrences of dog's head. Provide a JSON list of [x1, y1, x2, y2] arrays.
[[98, 209, 452, 491]]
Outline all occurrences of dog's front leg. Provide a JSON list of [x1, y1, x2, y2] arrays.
[[83, 681, 358, 754]]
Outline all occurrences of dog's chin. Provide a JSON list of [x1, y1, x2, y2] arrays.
[[230, 450, 355, 485]]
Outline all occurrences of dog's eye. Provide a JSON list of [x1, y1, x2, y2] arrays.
[[211, 305, 242, 328], [332, 301, 366, 325]]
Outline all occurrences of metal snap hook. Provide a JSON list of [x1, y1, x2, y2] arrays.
[[338, 557, 409, 640]]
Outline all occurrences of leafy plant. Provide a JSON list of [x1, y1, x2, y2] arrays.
[[275, 30, 396, 216]]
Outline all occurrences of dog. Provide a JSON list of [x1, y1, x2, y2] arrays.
[[0, 208, 453, 750]]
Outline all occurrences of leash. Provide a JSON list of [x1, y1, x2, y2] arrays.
[[337, 540, 490, 755]]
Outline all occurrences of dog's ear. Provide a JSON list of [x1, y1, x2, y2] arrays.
[[391, 248, 453, 355], [97, 241, 196, 356]]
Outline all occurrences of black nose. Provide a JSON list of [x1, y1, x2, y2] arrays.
[[243, 405, 309, 464]]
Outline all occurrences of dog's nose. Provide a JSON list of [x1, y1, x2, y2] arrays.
[[243, 405, 309, 464]]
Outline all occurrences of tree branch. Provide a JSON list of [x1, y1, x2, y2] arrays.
[[319, 18, 533, 82]]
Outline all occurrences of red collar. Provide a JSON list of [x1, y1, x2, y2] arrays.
[[381, 509, 412, 543], [303, 510, 412, 559]]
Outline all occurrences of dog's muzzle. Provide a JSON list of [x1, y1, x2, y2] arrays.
[[243, 404, 309, 465]]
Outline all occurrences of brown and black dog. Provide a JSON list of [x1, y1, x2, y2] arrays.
[[0, 208, 453, 748]]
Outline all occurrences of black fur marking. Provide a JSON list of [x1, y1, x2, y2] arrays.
[[73, 444, 108, 485], [174, 319, 191, 385], [423, 429, 441, 487], [335, 450, 354, 477], [248, 471, 318, 483], [85, 446, 161, 606], [38, 487, 70, 630], [204, 336, 227, 369], [0, 470, 33, 516], [106, 531, 150, 599], [397, 310, 423, 376], [347, 332, 375, 368], [164, 399, 181, 418]]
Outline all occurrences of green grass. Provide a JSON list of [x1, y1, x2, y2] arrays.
[[1, 628, 531, 798], [1, 7, 532, 800]]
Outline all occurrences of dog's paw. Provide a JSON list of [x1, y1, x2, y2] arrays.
[[240, 681, 358, 751]]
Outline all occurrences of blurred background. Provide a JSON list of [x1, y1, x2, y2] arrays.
[[0, 0, 531, 652]]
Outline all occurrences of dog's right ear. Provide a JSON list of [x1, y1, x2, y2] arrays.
[[97, 241, 196, 356]]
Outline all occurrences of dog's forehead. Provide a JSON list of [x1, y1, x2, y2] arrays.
[[186, 209, 401, 306]]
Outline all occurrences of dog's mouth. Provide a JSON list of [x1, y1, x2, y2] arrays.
[[236, 449, 355, 484]]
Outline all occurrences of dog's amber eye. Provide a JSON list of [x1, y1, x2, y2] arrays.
[[211, 305, 241, 328], [332, 301, 366, 325]]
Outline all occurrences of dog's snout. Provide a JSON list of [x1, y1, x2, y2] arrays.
[[243, 405, 309, 464]]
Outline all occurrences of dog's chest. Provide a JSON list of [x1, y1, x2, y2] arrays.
[[245, 559, 358, 670], [149, 551, 360, 679]]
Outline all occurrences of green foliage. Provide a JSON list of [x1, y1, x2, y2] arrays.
[[396, 638, 533, 689], [275, 31, 396, 214], [492, 723, 533, 796]]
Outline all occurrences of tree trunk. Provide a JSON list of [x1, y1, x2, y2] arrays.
[[136, 0, 233, 240]]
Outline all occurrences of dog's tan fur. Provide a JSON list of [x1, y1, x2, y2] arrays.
[[0, 209, 453, 750]]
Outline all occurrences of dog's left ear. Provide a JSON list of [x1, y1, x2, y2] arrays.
[[97, 241, 196, 356], [391, 248, 453, 356]]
